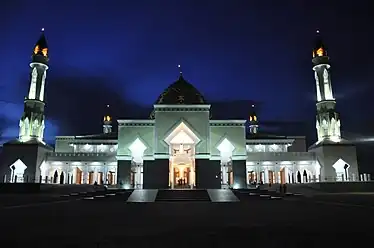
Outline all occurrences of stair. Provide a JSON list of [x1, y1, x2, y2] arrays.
[[155, 189, 211, 202]]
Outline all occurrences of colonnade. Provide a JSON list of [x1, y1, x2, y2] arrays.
[[42, 162, 117, 185]]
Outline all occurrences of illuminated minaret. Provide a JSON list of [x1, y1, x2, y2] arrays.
[[19, 29, 49, 142], [103, 105, 112, 134], [248, 104, 258, 134], [312, 30, 341, 143]]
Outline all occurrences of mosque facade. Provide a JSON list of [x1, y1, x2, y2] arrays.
[[0, 30, 360, 189]]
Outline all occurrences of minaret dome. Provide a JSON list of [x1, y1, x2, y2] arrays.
[[313, 30, 328, 58], [103, 105, 112, 134]]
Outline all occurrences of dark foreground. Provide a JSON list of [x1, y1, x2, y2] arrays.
[[1, 192, 374, 247]]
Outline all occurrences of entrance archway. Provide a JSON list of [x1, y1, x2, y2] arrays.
[[164, 121, 200, 189], [173, 164, 191, 188]]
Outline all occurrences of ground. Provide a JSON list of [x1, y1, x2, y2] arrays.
[[1, 192, 374, 247]]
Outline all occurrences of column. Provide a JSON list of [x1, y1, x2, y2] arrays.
[[103, 164, 108, 184], [94, 167, 98, 183], [65, 165, 69, 184], [117, 160, 132, 188], [284, 167, 289, 183], [232, 160, 246, 189], [170, 163, 174, 189], [189, 168, 193, 189], [264, 168, 269, 184], [83, 165, 88, 184], [275, 165, 280, 183], [221, 164, 228, 187]]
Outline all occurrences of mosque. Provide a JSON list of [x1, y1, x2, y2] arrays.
[[0, 30, 359, 189]]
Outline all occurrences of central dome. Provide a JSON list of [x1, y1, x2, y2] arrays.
[[154, 75, 206, 105], [149, 74, 207, 119]]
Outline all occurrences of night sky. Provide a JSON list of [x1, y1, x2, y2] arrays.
[[1, 1, 373, 171]]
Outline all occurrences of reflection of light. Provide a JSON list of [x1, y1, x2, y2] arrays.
[[233, 183, 240, 189], [352, 137, 374, 143], [316, 47, 324, 56], [123, 184, 131, 189]]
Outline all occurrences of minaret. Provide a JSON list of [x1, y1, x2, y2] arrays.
[[18, 29, 49, 143], [249, 104, 258, 134], [312, 30, 341, 143], [103, 105, 112, 134]]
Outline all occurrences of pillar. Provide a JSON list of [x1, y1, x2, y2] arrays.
[[264, 168, 269, 184], [232, 160, 246, 189], [117, 160, 132, 188]]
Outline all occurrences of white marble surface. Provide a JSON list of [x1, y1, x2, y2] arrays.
[[127, 189, 158, 202], [207, 189, 239, 202]]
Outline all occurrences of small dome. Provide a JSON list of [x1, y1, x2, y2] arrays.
[[150, 75, 207, 119]]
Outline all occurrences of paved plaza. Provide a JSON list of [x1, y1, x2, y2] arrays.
[[1, 190, 374, 247]]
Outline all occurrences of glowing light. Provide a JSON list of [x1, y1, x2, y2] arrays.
[[170, 130, 195, 144], [165, 122, 200, 145], [316, 47, 324, 56], [217, 138, 235, 154], [41, 28, 45, 32], [42, 48, 48, 56], [129, 138, 147, 163], [34, 45, 40, 54], [316, 29, 320, 34]]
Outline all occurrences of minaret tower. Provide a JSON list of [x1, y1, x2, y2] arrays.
[[312, 30, 341, 143], [249, 104, 258, 134], [103, 105, 112, 134], [19, 29, 49, 143]]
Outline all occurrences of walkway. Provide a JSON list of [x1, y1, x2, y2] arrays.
[[127, 189, 158, 202], [207, 189, 239, 202]]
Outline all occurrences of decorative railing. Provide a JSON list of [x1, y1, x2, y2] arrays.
[[246, 152, 315, 161]]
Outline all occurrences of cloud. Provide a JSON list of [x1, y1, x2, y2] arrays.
[[45, 69, 152, 136]]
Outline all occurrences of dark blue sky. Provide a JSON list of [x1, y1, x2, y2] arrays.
[[1, 0, 373, 148]]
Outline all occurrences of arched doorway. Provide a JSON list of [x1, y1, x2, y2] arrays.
[[164, 122, 199, 189], [303, 170, 308, 183], [59, 172, 64, 184], [107, 171, 115, 185], [297, 171, 301, 183], [53, 170, 58, 184], [248, 171, 256, 183]]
